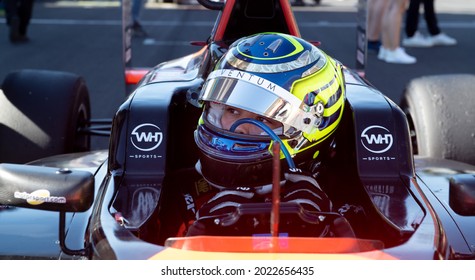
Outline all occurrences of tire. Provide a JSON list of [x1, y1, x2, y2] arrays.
[[0, 69, 91, 163], [400, 74, 475, 165]]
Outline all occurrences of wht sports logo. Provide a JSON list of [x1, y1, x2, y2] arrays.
[[131, 123, 163, 152], [361, 125, 393, 154]]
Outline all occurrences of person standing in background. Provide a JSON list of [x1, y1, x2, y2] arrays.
[[378, 0, 417, 64], [367, 0, 387, 53], [403, 0, 457, 47], [3, 0, 34, 43], [131, 0, 148, 37]]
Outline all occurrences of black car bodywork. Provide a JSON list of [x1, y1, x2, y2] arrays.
[[0, 0, 474, 260]]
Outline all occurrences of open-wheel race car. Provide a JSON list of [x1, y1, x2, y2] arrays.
[[0, 0, 474, 260]]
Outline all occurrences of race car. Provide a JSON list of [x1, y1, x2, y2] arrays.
[[0, 0, 474, 260]]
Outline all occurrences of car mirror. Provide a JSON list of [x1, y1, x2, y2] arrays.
[[0, 163, 94, 212]]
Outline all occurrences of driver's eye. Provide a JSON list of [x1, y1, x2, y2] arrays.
[[256, 116, 272, 125], [226, 108, 240, 115]]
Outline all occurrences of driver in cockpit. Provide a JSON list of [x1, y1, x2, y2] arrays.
[[182, 32, 346, 237]]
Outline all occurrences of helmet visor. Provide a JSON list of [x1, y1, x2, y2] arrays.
[[199, 70, 319, 135]]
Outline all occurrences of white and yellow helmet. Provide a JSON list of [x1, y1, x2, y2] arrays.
[[194, 32, 345, 189]]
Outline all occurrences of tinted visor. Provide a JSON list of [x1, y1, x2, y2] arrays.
[[200, 70, 319, 135]]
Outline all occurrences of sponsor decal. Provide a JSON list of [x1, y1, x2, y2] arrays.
[[366, 184, 394, 216], [130, 123, 163, 152], [14, 190, 66, 205], [131, 187, 160, 222], [366, 184, 395, 194], [184, 193, 195, 214], [360, 125, 393, 154], [194, 178, 211, 195], [206, 69, 305, 112], [369, 193, 390, 216], [208, 69, 279, 93], [362, 156, 396, 161], [129, 154, 163, 159]]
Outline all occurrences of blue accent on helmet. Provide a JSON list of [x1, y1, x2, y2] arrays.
[[229, 118, 296, 169]]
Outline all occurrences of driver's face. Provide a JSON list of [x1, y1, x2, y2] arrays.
[[220, 106, 282, 135]]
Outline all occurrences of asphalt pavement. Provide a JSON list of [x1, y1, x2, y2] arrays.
[[1, 0, 474, 150]]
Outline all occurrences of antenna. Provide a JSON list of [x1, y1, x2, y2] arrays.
[[271, 142, 281, 238]]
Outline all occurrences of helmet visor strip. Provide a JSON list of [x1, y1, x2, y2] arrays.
[[200, 70, 320, 136]]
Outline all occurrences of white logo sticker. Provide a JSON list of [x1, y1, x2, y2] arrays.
[[361, 125, 393, 154], [131, 123, 163, 152], [14, 190, 66, 205]]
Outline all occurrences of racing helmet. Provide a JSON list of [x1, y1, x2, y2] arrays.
[[194, 32, 345, 190]]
